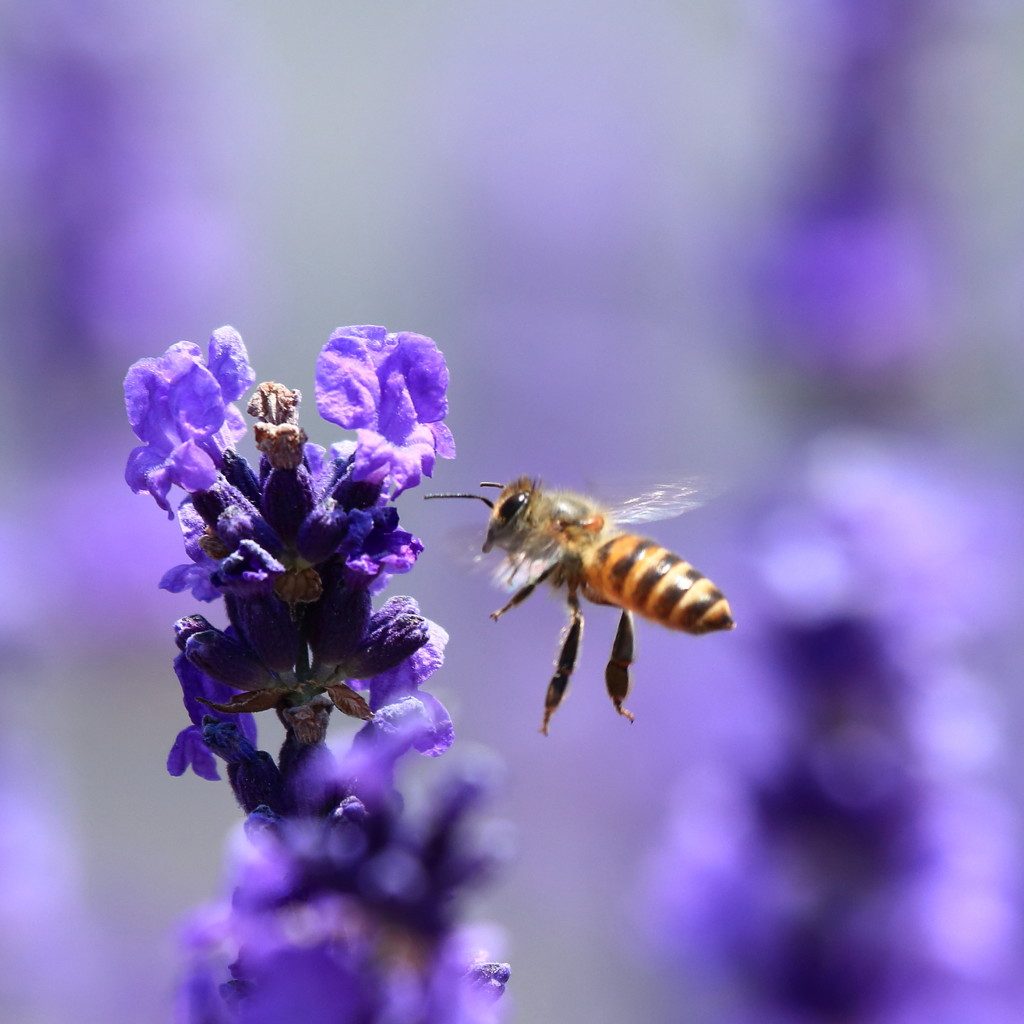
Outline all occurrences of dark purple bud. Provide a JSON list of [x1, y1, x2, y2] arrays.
[[262, 465, 314, 544], [243, 805, 282, 841], [220, 449, 262, 506], [345, 605, 429, 678], [305, 560, 373, 668], [191, 480, 259, 531], [295, 502, 349, 565], [182, 625, 274, 690], [202, 718, 284, 814], [229, 593, 300, 674], [332, 794, 367, 824], [174, 614, 216, 652], [333, 473, 382, 511], [467, 963, 511, 1000], [278, 698, 346, 818], [216, 504, 283, 558]]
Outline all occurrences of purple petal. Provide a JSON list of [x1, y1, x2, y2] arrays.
[[205, 325, 255, 403], [159, 562, 220, 602], [386, 331, 450, 424], [168, 439, 219, 493], [167, 725, 220, 780], [412, 691, 455, 757], [365, 613, 448, 708], [315, 329, 382, 430]]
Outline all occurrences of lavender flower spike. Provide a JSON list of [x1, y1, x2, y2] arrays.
[[315, 325, 455, 497], [125, 327, 255, 514]]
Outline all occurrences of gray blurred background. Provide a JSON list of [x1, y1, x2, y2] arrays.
[[3, 1, 1024, 1021]]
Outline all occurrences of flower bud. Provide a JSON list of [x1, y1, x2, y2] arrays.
[[305, 560, 372, 669], [262, 465, 314, 544], [180, 624, 273, 690], [229, 593, 301, 674], [202, 719, 285, 814], [296, 502, 349, 565]]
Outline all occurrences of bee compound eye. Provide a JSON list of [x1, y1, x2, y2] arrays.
[[497, 491, 529, 524]]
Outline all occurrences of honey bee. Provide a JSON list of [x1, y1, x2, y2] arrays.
[[426, 477, 734, 733]]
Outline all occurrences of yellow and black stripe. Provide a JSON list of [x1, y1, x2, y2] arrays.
[[588, 535, 734, 634]]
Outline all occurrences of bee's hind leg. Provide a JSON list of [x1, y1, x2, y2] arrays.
[[604, 610, 636, 724], [541, 594, 583, 735]]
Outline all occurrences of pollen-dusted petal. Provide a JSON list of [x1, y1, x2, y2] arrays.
[[315, 328, 382, 429], [388, 330, 450, 424]]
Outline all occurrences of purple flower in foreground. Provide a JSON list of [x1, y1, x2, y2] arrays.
[[124, 327, 457, 773], [316, 325, 456, 497], [644, 434, 1022, 1022], [125, 324, 507, 1020]]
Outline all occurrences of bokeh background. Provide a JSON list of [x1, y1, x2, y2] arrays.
[[3, 1, 1024, 1021]]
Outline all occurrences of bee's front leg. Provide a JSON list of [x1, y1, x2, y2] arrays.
[[490, 565, 554, 620], [541, 594, 583, 735], [604, 610, 636, 724]]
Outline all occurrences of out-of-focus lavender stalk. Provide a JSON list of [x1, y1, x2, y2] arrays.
[[124, 325, 508, 1023], [645, 433, 1022, 1023], [754, 0, 943, 379], [1, 0, 246, 378]]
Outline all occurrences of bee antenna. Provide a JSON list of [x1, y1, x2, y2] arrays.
[[423, 492, 495, 509], [479, 482, 504, 488]]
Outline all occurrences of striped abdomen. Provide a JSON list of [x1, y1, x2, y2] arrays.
[[586, 535, 734, 634]]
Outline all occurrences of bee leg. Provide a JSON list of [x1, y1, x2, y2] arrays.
[[604, 610, 636, 724], [490, 565, 554, 621], [541, 597, 583, 735]]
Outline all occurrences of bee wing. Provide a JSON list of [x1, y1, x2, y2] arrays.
[[606, 480, 710, 525], [492, 551, 558, 592]]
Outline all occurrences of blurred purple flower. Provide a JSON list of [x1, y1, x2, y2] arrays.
[[177, 717, 508, 1023], [316, 326, 456, 498], [753, 2, 943, 377], [644, 434, 1022, 1022], [1, 0, 247, 373]]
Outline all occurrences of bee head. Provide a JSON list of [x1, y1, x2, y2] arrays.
[[482, 476, 536, 553]]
